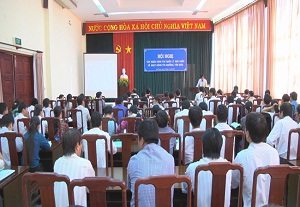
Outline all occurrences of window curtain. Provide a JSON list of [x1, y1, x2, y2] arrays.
[[212, 1, 265, 96], [267, 0, 300, 98], [33, 52, 45, 102]]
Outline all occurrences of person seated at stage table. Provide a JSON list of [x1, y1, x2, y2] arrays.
[[196, 74, 207, 88], [103, 105, 117, 136], [184, 106, 203, 164], [113, 97, 128, 124], [83, 112, 117, 168], [127, 119, 174, 207], [232, 112, 279, 207], [266, 103, 298, 162], [13, 102, 29, 135], [76, 95, 91, 133], [24, 116, 50, 172], [0, 102, 8, 119], [156, 110, 176, 155], [53, 106, 69, 140], [54, 129, 95, 207], [182, 128, 231, 207], [0, 114, 23, 166]]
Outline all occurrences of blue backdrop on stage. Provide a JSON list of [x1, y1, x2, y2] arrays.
[[144, 48, 187, 72]]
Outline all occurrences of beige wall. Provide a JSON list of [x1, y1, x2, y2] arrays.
[[0, 0, 84, 100]]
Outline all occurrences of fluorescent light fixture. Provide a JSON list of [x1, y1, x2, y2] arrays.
[[195, 0, 208, 11], [92, 0, 108, 16], [108, 10, 192, 15]]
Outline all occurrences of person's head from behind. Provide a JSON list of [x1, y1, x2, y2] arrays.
[[290, 91, 297, 101], [54, 106, 63, 118], [209, 88, 216, 97], [116, 97, 123, 105], [231, 90, 237, 98], [175, 89, 181, 97], [137, 119, 159, 147], [282, 94, 290, 103], [249, 91, 254, 97], [245, 101, 253, 114], [216, 104, 228, 123], [18, 102, 28, 115], [245, 112, 268, 143], [104, 105, 113, 117], [217, 89, 222, 95], [182, 100, 190, 110], [265, 90, 271, 95], [189, 106, 202, 128], [234, 85, 238, 92], [279, 103, 293, 119], [201, 74, 204, 80], [199, 102, 208, 111], [132, 88, 137, 94], [66, 94, 72, 101], [28, 116, 40, 133], [122, 94, 128, 101], [133, 98, 139, 106], [58, 94, 65, 99], [31, 98, 38, 106], [126, 91, 131, 97], [164, 91, 169, 98], [264, 94, 272, 105], [34, 104, 43, 116], [96, 91, 102, 98], [199, 86, 204, 93], [0, 102, 8, 115], [62, 129, 82, 156], [153, 96, 160, 104], [129, 105, 138, 115], [236, 98, 242, 104], [244, 89, 249, 95], [42, 98, 50, 108], [141, 91, 145, 97], [227, 96, 234, 104], [91, 112, 102, 128], [140, 96, 148, 102], [203, 128, 223, 159], [271, 100, 279, 113], [156, 110, 169, 128], [145, 88, 151, 95], [153, 105, 161, 116], [1, 114, 14, 129], [77, 95, 84, 106], [169, 92, 175, 99]]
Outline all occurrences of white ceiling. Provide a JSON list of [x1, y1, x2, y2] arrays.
[[67, 0, 256, 23]]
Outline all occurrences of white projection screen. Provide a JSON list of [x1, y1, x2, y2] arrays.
[[84, 53, 118, 98]]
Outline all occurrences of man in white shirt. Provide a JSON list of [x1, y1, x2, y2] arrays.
[[42, 98, 52, 117], [76, 95, 91, 133], [214, 104, 233, 158], [54, 129, 95, 207], [13, 102, 29, 135], [194, 87, 204, 106], [183, 128, 231, 207], [199, 102, 214, 130], [184, 106, 203, 164], [83, 112, 117, 167], [266, 103, 298, 162], [0, 102, 8, 119], [232, 112, 279, 207], [206, 88, 221, 114], [174, 100, 191, 137], [0, 114, 23, 166], [196, 74, 207, 88]]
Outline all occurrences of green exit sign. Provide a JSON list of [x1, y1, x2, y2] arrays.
[[14, 37, 22, 45]]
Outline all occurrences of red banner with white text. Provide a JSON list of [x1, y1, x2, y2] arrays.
[[85, 19, 212, 34]]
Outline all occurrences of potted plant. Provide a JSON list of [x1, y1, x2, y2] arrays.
[[118, 78, 130, 87]]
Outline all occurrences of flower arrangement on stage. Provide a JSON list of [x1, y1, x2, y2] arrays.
[[118, 78, 130, 87]]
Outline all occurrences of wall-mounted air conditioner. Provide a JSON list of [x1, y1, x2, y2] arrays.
[[54, 0, 77, 9]]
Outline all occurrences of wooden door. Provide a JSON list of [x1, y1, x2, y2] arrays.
[[0, 52, 14, 108]]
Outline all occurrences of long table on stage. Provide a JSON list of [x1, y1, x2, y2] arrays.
[[0, 166, 29, 207]]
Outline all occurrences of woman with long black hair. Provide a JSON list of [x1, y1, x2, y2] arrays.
[[24, 116, 50, 172]]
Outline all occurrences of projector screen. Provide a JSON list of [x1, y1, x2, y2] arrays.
[[84, 53, 117, 98], [144, 48, 187, 72]]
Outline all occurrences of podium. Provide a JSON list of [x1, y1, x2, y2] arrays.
[[118, 86, 128, 97]]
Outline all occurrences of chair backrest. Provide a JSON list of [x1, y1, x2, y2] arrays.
[[143, 107, 154, 119], [17, 118, 30, 133], [22, 172, 71, 207], [110, 133, 138, 167], [67, 109, 83, 133], [208, 99, 221, 115], [123, 101, 132, 109], [164, 101, 177, 108], [220, 130, 245, 162], [203, 115, 215, 130], [287, 128, 300, 160], [227, 104, 242, 124], [217, 95, 226, 102], [49, 100, 56, 109], [165, 107, 181, 128], [251, 165, 300, 206], [175, 116, 190, 135], [252, 104, 261, 113], [158, 132, 181, 164], [119, 117, 143, 133], [94, 98, 105, 114], [56, 100, 66, 109], [101, 117, 116, 134], [70, 177, 127, 207], [183, 130, 206, 165], [134, 175, 192, 207], [70, 99, 77, 108], [81, 134, 108, 168], [0, 132, 27, 166], [138, 101, 148, 108], [253, 98, 263, 105], [112, 108, 125, 124], [272, 113, 280, 128], [194, 162, 244, 207], [41, 117, 61, 141]]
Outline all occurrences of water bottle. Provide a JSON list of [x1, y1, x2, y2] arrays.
[[54, 135, 60, 141]]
